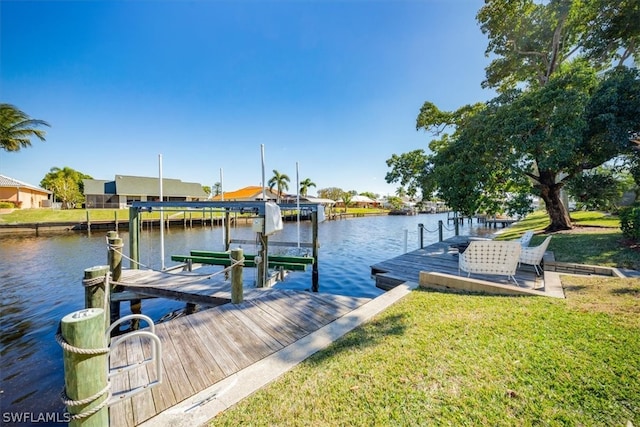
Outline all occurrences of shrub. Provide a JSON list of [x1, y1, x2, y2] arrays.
[[619, 204, 640, 241], [0, 201, 16, 209]]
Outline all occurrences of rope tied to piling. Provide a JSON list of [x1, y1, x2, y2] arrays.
[[55, 323, 110, 355], [60, 383, 112, 420], [109, 257, 245, 288], [442, 223, 457, 232], [106, 236, 124, 251], [56, 320, 112, 420], [421, 225, 439, 233], [82, 275, 106, 287]]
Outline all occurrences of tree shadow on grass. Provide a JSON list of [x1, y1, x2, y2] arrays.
[[306, 313, 408, 364]]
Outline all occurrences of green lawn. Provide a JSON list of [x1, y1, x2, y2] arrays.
[[0, 207, 390, 224], [496, 210, 640, 270], [209, 210, 640, 426], [211, 278, 639, 426]]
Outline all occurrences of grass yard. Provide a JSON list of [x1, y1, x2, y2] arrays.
[[210, 210, 640, 426], [0, 207, 390, 224], [498, 210, 640, 270], [211, 278, 639, 426]]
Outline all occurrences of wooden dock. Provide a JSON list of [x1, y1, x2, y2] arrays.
[[370, 236, 543, 291], [108, 288, 371, 426]]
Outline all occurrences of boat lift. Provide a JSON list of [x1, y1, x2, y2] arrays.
[[128, 200, 323, 291]]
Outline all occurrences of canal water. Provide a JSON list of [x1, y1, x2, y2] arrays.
[[0, 213, 491, 425]]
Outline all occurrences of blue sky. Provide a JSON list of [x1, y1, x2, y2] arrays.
[[1, 0, 494, 197]]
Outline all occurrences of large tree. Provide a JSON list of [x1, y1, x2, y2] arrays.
[[268, 169, 290, 203], [0, 104, 50, 152], [41, 166, 92, 209], [317, 187, 344, 201], [387, 0, 640, 231]]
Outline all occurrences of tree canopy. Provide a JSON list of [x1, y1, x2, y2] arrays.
[[41, 166, 92, 209], [387, 0, 640, 231], [317, 187, 344, 201], [0, 104, 50, 152]]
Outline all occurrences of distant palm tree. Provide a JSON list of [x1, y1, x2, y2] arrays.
[[0, 104, 50, 152], [299, 178, 316, 197], [268, 169, 290, 203], [341, 191, 353, 213]]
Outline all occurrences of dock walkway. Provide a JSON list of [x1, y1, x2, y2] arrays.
[[109, 287, 377, 426]]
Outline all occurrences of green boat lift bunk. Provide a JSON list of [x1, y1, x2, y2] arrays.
[[128, 200, 323, 291]]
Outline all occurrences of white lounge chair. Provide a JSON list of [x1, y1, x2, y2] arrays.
[[459, 240, 522, 286], [519, 236, 552, 275], [518, 230, 534, 248]]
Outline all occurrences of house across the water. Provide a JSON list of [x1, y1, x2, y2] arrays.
[[83, 175, 208, 209], [0, 175, 52, 209]]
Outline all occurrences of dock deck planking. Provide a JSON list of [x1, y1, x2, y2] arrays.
[[109, 289, 372, 426], [216, 303, 288, 352], [371, 239, 543, 290], [109, 336, 134, 427], [183, 314, 244, 376], [126, 336, 156, 426]]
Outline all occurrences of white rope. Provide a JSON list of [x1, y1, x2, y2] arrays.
[[55, 326, 110, 355], [62, 385, 111, 421], [108, 243, 242, 277], [60, 383, 111, 407]]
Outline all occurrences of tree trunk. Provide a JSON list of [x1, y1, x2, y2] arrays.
[[538, 181, 572, 232]]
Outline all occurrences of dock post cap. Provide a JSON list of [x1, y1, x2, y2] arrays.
[[62, 308, 104, 324]]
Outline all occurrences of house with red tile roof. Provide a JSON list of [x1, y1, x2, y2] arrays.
[[210, 186, 282, 202]]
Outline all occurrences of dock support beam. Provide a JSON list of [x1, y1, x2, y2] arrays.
[[257, 231, 268, 288], [312, 210, 319, 292], [224, 210, 231, 251]]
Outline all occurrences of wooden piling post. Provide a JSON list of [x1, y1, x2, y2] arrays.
[[257, 232, 268, 288], [129, 207, 140, 268], [312, 210, 319, 292], [438, 220, 443, 242], [60, 308, 109, 426], [83, 265, 109, 331], [224, 210, 231, 251], [231, 248, 244, 303], [107, 231, 123, 329], [418, 223, 424, 248], [114, 210, 118, 231], [86, 210, 91, 233]]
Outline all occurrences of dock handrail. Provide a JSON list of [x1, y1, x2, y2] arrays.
[[106, 314, 162, 405]]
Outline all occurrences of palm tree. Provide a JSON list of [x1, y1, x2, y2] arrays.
[[268, 169, 290, 203], [299, 178, 316, 197], [0, 104, 50, 152], [341, 191, 353, 213]]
